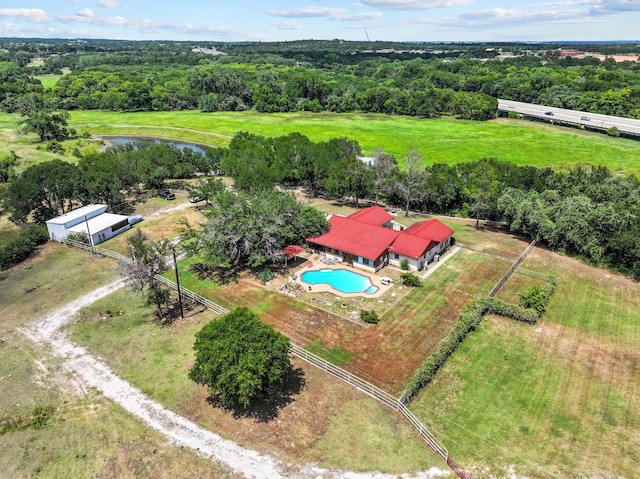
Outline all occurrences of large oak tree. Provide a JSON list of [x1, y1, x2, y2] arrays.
[[189, 307, 290, 408]]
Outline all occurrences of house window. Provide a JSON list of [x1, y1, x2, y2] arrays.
[[368, 259, 374, 266], [394, 253, 399, 259], [357, 256, 363, 263]]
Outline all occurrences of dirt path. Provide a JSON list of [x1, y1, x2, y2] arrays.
[[18, 280, 449, 479]]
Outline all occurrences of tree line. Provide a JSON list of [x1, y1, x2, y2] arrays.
[[2, 123, 638, 278], [0, 142, 219, 224], [3, 39, 640, 119], [216, 131, 640, 279]]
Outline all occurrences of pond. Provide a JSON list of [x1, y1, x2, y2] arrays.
[[100, 136, 209, 154]]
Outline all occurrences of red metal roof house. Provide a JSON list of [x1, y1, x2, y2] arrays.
[[307, 206, 454, 272]]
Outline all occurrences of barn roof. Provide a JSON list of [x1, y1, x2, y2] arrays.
[[45, 204, 107, 226]]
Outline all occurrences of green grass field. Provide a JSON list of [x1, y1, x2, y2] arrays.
[[33, 75, 62, 89], [0, 245, 239, 479], [68, 110, 640, 174], [408, 247, 640, 478], [66, 288, 443, 474], [2, 110, 639, 174]]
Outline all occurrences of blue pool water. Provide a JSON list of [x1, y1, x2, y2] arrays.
[[301, 268, 378, 294]]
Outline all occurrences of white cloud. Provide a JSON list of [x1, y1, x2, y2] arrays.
[[435, 6, 595, 28], [97, 0, 124, 8], [0, 8, 49, 23], [338, 12, 383, 20], [273, 20, 302, 30], [57, 13, 129, 26], [266, 7, 382, 21], [67, 0, 83, 4], [56, 13, 239, 37], [266, 7, 348, 18], [358, 0, 473, 10], [589, 0, 640, 14], [77, 8, 94, 18]]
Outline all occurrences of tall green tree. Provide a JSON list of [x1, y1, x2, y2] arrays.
[[397, 147, 427, 217], [369, 147, 398, 205], [183, 189, 327, 269], [462, 158, 501, 229], [189, 306, 291, 409], [2, 160, 80, 224], [19, 108, 72, 142], [0, 150, 19, 182], [323, 157, 372, 206]]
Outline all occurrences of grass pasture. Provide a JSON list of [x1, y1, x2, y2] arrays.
[[409, 245, 640, 478], [0, 246, 239, 479], [33, 75, 62, 89], [66, 110, 640, 174], [1, 110, 638, 174], [0, 119, 104, 173], [66, 288, 444, 474]]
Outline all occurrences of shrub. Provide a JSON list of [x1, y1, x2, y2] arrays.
[[0, 225, 48, 270], [258, 268, 274, 283], [518, 277, 556, 316], [607, 126, 620, 137], [400, 258, 410, 270], [66, 231, 90, 244], [402, 280, 557, 403], [360, 309, 379, 324], [45, 140, 64, 154], [400, 272, 421, 287], [30, 405, 54, 430]]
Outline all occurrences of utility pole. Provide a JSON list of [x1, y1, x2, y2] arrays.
[[84, 215, 94, 253], [172, 248, 184, 319]]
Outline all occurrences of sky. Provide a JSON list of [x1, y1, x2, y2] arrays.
[[1, 1, 639, 43]]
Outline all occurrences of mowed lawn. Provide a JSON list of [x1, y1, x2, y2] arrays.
[[1, 110, 637, 174], [409, 247, 640, 478], [66, 110, 640, 174]]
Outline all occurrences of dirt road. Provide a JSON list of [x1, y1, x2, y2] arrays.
[[18, 280, 449, 479]]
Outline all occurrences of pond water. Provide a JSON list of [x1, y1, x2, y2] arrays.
[[301, 268, 378, 295], [101, 136, 208, 154]]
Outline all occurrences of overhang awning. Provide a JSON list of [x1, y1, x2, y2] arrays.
[[283, 245, 305, 259]]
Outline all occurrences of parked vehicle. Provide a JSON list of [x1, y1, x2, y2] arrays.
[[128, 214, 143, 225], [189, 196, 204, 203], [158, 188, 176, 200]]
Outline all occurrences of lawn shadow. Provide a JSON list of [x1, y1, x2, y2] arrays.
[[157, 297, 206, 325], [206, 365, 306, 423]]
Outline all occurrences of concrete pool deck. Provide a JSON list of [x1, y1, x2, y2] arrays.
[[291, 254, 391, 298]]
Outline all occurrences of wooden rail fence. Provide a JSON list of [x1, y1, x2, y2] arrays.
[[58, 237, 472, 478], [488, 240, 536, 298]]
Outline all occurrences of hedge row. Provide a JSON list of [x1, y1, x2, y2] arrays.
[[0, 225, 49, 270], [401, 279, 557, 403]]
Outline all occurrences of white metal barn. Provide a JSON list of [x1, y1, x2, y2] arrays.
[[45, 204, 132, 245]]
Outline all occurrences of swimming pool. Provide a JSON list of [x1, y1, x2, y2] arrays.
[[301, 268, 379, 295]]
